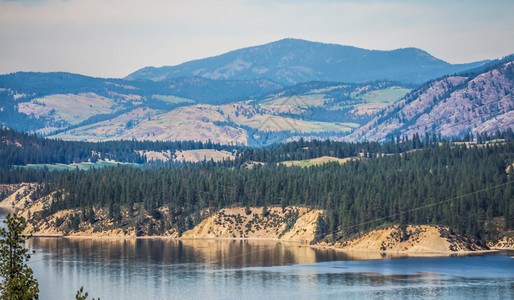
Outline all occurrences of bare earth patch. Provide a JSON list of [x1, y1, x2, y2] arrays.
[[174, 149, 235, 163]]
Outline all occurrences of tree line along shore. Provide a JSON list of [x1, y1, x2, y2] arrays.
[[0, 129, 513, 253]]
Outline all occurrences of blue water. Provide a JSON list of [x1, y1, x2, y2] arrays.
[[1, 208, 513, 299], [24, 237, 514, 299]]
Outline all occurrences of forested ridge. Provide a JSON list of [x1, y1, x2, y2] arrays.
[[3, 127, 513, 169], [0, 128, 242, 168], [1, 136, 512, 246]]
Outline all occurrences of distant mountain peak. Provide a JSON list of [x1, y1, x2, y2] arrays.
[[125, 39, 485, 84]]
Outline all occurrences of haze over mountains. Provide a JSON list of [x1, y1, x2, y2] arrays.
[[0, 39, 512, 145], [126, 39, 488, 85]]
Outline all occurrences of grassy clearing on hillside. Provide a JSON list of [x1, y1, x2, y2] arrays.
[[299, 120, 360, 132], [358, 87, 411, 104], [151, 95, 195, 104], [15, 160, 141, 171], [50, 107, 161, 142], [279, 156, 358, 168], [335, 122, 360, 128], [17, 93, 118, 125], [246, 117, 356, 133]]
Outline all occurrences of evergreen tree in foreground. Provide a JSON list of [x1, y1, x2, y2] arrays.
[[0, 214, 39, 300], [75, 286, 100, 300]]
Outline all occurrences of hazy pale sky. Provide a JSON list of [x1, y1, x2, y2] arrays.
[[1, 0, 513, 78]]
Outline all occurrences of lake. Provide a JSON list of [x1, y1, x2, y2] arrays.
[[2, 208, 514, 299]]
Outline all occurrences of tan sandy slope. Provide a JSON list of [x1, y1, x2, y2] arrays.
[[182, 207, 321, 244], [320, 225, 487, 252], [0, 183, 40, 209]]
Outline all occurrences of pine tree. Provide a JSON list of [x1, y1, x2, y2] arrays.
[[0, 213, 39, 299], [75, 286, 100, 300]]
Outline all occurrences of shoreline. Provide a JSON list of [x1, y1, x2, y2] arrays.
[[28, 234, 513, 258], [8, 202, 511, 258], [310, 243, 510, 257]]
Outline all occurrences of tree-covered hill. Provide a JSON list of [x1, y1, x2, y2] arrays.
[[1, 135, 512, 246], [0, 128, 241, 168]]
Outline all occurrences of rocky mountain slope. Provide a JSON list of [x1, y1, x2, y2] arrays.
[[350, 60, 514, 141], [181, 207, 321, 244], [125, 38, 487, 85]]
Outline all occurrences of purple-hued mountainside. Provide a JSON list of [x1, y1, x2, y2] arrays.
[[349, 61, 514, 141]]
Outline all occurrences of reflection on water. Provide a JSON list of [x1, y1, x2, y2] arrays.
[[0, 208, 513, 299], [28, 238, 344, 269], [27, 238, 347, 299], [25, 237, 514, 300]]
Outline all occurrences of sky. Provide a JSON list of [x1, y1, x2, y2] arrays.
[[1, 0, 513, 78]]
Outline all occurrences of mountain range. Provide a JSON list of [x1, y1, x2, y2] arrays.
[[0, 39, 512, 145]]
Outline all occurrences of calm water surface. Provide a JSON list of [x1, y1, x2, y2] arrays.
[[1, 208, 513, 299]]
